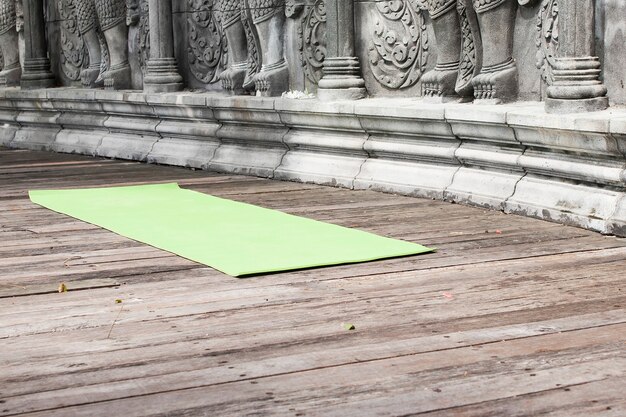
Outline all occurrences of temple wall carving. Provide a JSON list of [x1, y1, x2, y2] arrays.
[[14, 0, 618, 106]]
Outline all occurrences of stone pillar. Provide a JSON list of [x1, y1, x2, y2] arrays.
[[143, 0, 183, 93], [20, 0, 55, 89], [545, 0, 608, 113], [317, 0, 366, 101]]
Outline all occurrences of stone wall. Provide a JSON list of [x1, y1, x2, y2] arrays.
[[8, 0, 615, 107]]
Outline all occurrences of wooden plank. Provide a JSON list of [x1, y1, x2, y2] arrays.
[[2, 324, 623, 416], [1, 148, 625, 417], [419, 377, 626, 416], [2, 246, 625, 341]]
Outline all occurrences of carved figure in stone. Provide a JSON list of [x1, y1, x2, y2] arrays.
[[250, 0, 289, 95], [75, 0, 131, 89], [422, 0, 466, 100], [470, 0, 520, 103], [368, 0, 429, 90], [216, 0, 254, 93], [0, 0, 21, 86], [216, 0, 288, 96], [423, 0, 536, 103]]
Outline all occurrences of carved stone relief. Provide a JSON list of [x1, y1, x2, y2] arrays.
[[0, 0, 21, 86], [58, 0, 85, 81], [422, 0, 466, 101], [535, 0, 557, 86], [128, 0, 150, 73], [187, 0, 227, 84], [249, 0, 289, 96], [65, 0, 137, 89], [420, 0, 537, 103], [368, 0, 430, 90], [286, 0, 327, 84], [455, 0, 481, 96], [471, 0, 520, 103], [214, 0, 288, 96]]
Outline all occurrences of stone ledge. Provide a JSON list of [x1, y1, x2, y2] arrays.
[[1, 88, 625, 236]]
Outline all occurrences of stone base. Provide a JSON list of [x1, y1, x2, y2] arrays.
[[53, 130, 105, 156], [0, 66, 22, 87], [20, 74, 55, 89], [1, 89, 626, 237], [445, 168, 524, 210], [423, 95, 472, 104], [147, 137, 219, 169], [275, 152, 365, 188], [317, 87, 367, 101], [354, 159, 458, 200], [609, 197, 626, 236], [545, 97, 609, 114], [505, 175, 622, 234], [143, 81, 184, 94], [209, 144, 285, 178]]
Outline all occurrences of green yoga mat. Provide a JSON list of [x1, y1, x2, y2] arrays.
[[29, 183, 433, 277]]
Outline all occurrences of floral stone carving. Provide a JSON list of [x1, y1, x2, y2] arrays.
[[535, 0, 558, 86], [58, 0, 86, 82], [368, 0, 430, 90], [128, 0, 150, 74], [187, 0, 227, 84], [286, 0, 327, 84]]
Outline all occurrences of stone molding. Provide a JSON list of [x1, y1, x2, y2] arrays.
[[0, 88, 624, 236]]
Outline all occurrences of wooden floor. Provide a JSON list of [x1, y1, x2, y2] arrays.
[[1, 148, 625, 417]]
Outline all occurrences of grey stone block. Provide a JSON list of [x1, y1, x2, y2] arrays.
[[505, 175, 622, 234], [444, 167, 524, 210], [12, 126, 60, 151], [147, 138, 218, 169], [96, 133, 159, 162], [53, 130, 105, 156], [354, 159, 458, 200], [209, 144, 286, 178]]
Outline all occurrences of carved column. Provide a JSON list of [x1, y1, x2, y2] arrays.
[[20, 0, 55, 89], [143, 0, 183, 93], [545, 0, 608, 113], [317, 0, 366, 100]]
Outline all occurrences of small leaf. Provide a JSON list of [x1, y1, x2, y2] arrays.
[[342, 323, 356, 331]]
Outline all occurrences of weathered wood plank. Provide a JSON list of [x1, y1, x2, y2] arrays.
[[1, 148, 625, 417], [3, 327, 623, 416]]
